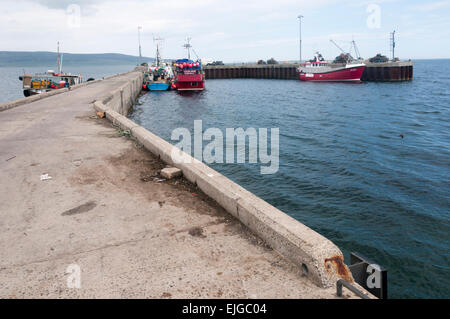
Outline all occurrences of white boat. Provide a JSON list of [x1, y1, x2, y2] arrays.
[[19, 42, 83, 97]]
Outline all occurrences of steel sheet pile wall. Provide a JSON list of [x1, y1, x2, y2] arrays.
[[204, 61, 413, 82]]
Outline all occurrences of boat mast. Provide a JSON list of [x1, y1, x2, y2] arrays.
[[330, 39, 354, 61], [153, 36, 164, 67], [183, 37, 192, 60], [330, 39, 346, 55], [352, 38, 362, 60]]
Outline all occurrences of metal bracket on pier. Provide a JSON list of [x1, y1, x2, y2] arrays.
[[336, 279, 371, 299], [348, 252, 388, 299]]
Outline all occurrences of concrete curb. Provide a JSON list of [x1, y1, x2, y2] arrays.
[[0, 70, 139, 113], [94, 91, 355, 288], [96, 70, 144, 116]]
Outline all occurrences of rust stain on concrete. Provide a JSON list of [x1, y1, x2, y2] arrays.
[[324, 255, 353, 283]]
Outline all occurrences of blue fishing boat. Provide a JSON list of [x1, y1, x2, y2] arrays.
[[142, 37, 173, 92], [147, 81, 170, 91]]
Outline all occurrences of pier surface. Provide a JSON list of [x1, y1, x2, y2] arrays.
[[0, 73, 347, 298]]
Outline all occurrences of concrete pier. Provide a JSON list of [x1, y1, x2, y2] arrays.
[[204, 61, 413, 81], [0, 70, 371, 298]]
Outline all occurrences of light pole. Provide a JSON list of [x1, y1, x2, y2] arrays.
[[298, 15, 303, 64], [138, 26, 142, 65]]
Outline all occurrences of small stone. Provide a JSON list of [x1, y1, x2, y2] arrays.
[[160, 167, 182, 179]]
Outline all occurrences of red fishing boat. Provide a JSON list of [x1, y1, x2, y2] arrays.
[[172, 38, 205, 91], [172, 59, 205, 91], [298, 52, 365, 82]]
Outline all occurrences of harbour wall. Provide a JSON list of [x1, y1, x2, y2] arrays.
[[93, 69, 357, 289], [98, 67, 145, 116], [204, 61, 414, 82]]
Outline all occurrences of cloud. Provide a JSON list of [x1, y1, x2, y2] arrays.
[[0, 0, 449, 60], [410, 1, 450, 11]]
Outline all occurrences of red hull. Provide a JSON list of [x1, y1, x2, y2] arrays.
[[173, 73, 205, 91], [300, 65, 365, 82]]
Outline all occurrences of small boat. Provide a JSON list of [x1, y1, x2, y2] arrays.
[[172, 38, 205, 91], [19, 43, 83, 97], [298, 52, 365, 82], [142, 37, 173, 92], [143, 64, 173, 91], [147, 81, 170, 91]]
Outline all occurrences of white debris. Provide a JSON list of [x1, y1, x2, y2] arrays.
[[40, 174, 52, 181]]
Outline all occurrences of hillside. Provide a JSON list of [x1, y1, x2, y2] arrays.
[[0, 51, 155, 67]]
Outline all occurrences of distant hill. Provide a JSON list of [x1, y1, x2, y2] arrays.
[[0, 51, 155, 67]]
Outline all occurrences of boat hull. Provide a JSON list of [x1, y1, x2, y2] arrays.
[[147, 82, 170, 91], [173, 73, 205, 91], [173, 81, 205, 91], [23, 89, 55, 97], [299, 65, 365, 82]]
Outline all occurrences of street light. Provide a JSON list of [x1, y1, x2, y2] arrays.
[[298, 15, 303, 64], [138, 26, 142, 65]]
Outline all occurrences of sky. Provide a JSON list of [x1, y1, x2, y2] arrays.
[[0, 0, 449, 62]]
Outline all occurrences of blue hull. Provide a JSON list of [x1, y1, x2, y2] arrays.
[[147, 82, 170, 91]]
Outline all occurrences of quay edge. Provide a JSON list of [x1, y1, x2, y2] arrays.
[[94, 68, 363, 290]]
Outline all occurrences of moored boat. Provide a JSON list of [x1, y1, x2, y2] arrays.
[[298, 52, 365, 82], [172, 59, 205, 91], [142, 37, 173, 92], [143, 63, 173, 91], [19, 43, 83, 97], [172, 38, 205, 91]]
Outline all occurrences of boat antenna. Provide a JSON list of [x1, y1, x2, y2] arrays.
[[183, 37, 192, 60], [138, 26, 143, 65]]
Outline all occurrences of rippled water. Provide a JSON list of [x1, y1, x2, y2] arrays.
[[0, 64, 136, 103], [130, 59, 450, 299]]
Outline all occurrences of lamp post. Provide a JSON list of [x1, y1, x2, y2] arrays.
[[138, 26, 142, 65], [298, 15, 303, 64]]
